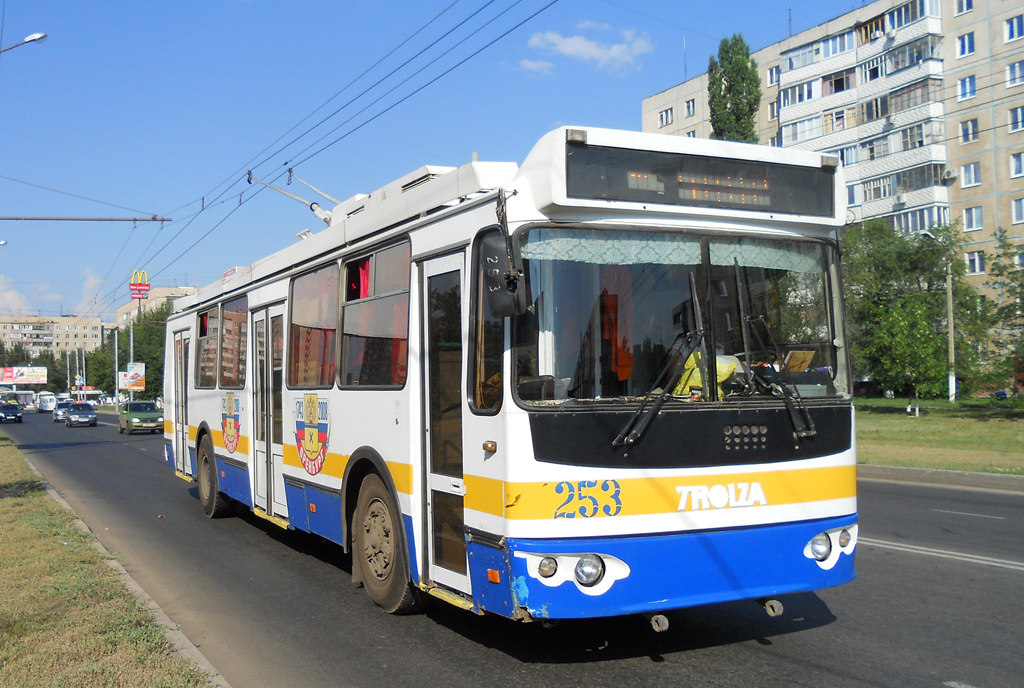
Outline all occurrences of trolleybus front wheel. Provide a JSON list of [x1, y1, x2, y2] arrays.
[[354, 473, 422, 614], [197, 435, 230, 518]]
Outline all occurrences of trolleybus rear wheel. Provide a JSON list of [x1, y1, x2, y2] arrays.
[[198, 435, 230, 518], [354, 473, 421, 614]]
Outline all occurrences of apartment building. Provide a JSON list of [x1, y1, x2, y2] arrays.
[[642, 0, 1024, 289], [0, 315, 114, 358], [114, 286, 197, 327]]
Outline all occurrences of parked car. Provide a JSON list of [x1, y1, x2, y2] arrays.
[[118, 401, 164, 435], [0, 403, 23, 423], [65, 403, 97, 428], [53, 401, 71, 423]]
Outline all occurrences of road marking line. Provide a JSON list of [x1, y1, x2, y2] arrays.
[[859, 537, 1024, 572], [931, 509, 1006, 520], [943, 682, 980, 688]]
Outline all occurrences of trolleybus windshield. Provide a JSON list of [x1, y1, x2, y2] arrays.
[[513, 227, 846, 405]]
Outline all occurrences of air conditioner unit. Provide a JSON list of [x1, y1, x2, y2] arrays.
[[886, 29, 896, 40], [895, 194, 906, 204], [943, 169, 957, 181], [871, 30, 884, 40]]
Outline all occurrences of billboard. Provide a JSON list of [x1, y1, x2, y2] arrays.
[[0, 367, 48, 385], [119, 362, 145, 391]]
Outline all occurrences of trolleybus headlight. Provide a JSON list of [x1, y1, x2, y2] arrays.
[[574, 554, 605, 587], [809, 533, 832, 561], [838, 529, 852, 548], [538, 557, 558, 578]]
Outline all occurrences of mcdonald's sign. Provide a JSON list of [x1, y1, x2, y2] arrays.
[[129, 270, 150, 300]]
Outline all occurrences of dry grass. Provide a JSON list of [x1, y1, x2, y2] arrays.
[[0, 434, 211, 687]]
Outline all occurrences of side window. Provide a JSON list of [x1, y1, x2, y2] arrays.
[[219, 295, 248, 388], [289, 264, 340, 388], [196, 307, 219, 388], [340, 241, 411, 387], [470, 229, 505, 413]]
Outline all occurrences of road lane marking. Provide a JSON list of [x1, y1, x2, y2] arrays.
[[859, 537, 1024, 572], [931, 509, 1006, 520]]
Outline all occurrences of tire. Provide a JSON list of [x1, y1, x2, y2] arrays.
[[197, 434, 230, 518], [118, 424, 124, 434], [353, 473, 422, 614]]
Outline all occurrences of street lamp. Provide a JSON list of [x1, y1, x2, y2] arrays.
[[0, 32, 48, 56], [921, 230, 956, 402]]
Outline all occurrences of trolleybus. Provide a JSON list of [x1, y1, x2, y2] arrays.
[[163, 126, 857, 626]]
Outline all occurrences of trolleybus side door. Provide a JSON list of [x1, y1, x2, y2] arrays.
[[252, 304, 288, 519], [421, 253, 472, 595], [173, 331, 191, 475]]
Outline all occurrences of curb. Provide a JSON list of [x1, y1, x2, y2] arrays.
[[858, 464, 1024, 494], [22, 457, 232, 688]]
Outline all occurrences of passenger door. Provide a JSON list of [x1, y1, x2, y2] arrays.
[[252, 304, 288, 518], [172, 331, 191, 475], [421, 253, 471, 595]]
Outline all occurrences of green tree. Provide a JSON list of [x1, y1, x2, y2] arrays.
[[707, 34, 762, 143], [841, 220, 991, 398], [985, 227, 1024, 391], [87, 302, 169, 400]]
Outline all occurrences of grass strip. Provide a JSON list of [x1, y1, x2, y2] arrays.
[[0, 433, 213, 688]]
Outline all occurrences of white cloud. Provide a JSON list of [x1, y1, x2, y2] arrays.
[[527, 28, 654, 74], [0, 275, 31, 316], [576, 20, 611, 32], [73, 269, 105, 317], [520, 58, 555, 75], [33, 282, 64, 303]]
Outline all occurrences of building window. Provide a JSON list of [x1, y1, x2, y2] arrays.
[[781, 116, 822, 144], [822, 68, 855, 95], [1007, 15, 1023, 43], [781, 81, 815, 107], [821, 31, 855, 58], [782, 43, 816, 72], [863, 175, 893, 201], [767, 65, 780, 85], [848, 185, 858, 206], [966, 251, 985, 274], [891, 78, 940, 113], [963, 206, 983, 231], [861, 135, 890, 161], [901, 124, 925, 150], [824, 107, 857, 133], [958, 75, 977, 101], [685, 99, 695, 117], [860, 95, 889, 123], [955, 0, 973, 15], [859, 55, 885, 83], [1012, 152, 1024, 178], [769, 101, 779, 120], [961, 162, 981, 187], [1011, 106, 1024, 132], [1008, 61, 1024, 87], [1012, 198, 1024, 224], [658, 107, 674, 128], [829, 145, 858, 167], [957, 33, 975, 58], [858, 16, 886, 44], [960, 119, 979, 143], [685, 130, 697, 138]]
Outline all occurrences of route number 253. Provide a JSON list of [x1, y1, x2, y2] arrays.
[[553, 480, 622, 518]]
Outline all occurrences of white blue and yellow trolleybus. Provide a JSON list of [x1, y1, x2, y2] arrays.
[[163, 126, 857, 625]]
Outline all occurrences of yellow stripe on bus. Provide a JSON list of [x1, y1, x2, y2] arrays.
[[210, 429, 250, 456], [464, 464, 856, 520]]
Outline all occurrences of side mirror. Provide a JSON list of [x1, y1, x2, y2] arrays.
[[479, 230, 527, 318]]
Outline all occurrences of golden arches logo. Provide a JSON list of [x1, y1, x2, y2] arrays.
[[130, 270, 149, 286]]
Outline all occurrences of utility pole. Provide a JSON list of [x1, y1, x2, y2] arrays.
[[114, 329, 119, 411]]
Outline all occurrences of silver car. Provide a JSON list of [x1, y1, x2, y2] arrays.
[[53, 401, 71, 423], [65, 403, 97, 427]]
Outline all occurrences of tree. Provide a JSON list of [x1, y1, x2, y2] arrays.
[[707, 34, 762, 143], [841, 220, 991, 398], [985, 227, 1024, 391], [87, 302, 169, 400]]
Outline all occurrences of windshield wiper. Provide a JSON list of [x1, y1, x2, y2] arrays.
[[613, 273, 705, 448], [734, 260, 816, 438]]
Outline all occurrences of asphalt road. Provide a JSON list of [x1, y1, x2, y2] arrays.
[[6, 412, 1023, 688]]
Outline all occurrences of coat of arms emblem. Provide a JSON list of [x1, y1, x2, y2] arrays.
[[221, 392, 240, 454], [295, 393, 329, 475]]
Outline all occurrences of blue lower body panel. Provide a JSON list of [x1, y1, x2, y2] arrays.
[[480, 515, 857, 620], [215, 457, 252, 508]]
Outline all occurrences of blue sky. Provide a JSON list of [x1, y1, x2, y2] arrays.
[[0, 0, 847, 321]]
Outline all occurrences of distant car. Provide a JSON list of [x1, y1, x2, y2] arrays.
[[53, 401, 72, 423], [118, 401, 164, 435], [65, 403, 97, 427], [0, 403, 23, 423]]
